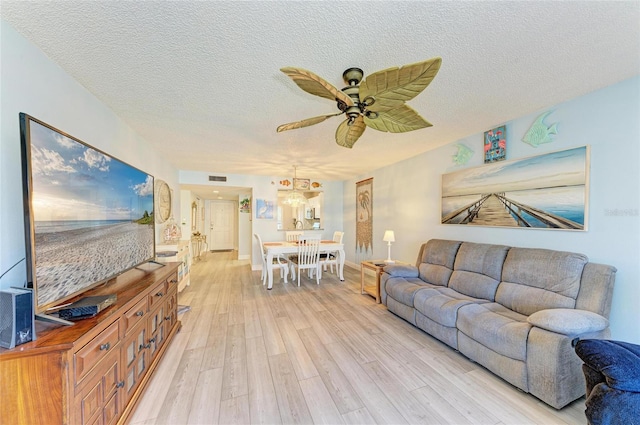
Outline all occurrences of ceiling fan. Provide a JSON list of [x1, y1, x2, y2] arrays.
[[276, 57, 442, 148]]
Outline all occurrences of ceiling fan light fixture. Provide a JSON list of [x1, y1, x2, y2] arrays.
[[277, 57, 442, 148]]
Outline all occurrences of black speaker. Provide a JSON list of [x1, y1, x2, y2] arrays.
[[0, 288, 36, 349]]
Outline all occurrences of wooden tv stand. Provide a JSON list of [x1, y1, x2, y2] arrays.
[[0, 262, 181, 425]]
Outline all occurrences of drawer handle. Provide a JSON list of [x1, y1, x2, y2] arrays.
[[155, 292, 164, 297], [170, 279, 177, 284], [164, 316, 171, 321], [116, 381, 125, 389], [136, 311, 144, 317], [148, 337, 156, 344], [99, 342, 111, 351]]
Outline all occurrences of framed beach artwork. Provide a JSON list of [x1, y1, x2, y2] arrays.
[[255, 198, 274, 219], [484, 125, 506, 163], [441, 146, 589, 230]]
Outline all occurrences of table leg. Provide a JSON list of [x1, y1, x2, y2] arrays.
[[338, 249, 345, 281], [267, 252, 274, 290]]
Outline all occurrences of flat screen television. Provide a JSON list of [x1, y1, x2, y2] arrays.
[[19, 113, 156, 319]]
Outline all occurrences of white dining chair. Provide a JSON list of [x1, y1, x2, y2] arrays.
[[285, 231, 304, 241], [254, 233, 288, 286], [289, 236, 321, 286], [320, 231, 344, 274]]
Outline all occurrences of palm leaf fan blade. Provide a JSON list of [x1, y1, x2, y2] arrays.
[[335, 116, 366, 148], [277, 113, 343, 132], [364, 104, 432, 133], [359, 57, 442, 112], [280, 67, 354, 107]]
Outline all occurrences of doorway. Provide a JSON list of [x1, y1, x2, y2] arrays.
[[209, 200, 235, 250]]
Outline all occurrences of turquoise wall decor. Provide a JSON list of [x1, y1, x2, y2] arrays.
[[522, 111, 558, 147], [453, 144, 473, 165]]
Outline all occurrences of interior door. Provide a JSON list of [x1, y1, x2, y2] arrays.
[[209, 201, 235, 250]]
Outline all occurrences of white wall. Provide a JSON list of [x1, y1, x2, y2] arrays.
[[0, 22, 179, 289], [343, 76, 640, 344]]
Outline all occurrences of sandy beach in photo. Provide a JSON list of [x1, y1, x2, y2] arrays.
[[34, 221, 154, 307]]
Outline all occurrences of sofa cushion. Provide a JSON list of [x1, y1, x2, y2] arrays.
[[453, 242, 510, 281], [414, 287, 487, 327], [528, 308, 609, 336], [384, 264, 419, 278], [457, 302, 532, 361], [449, 242, 509, 300], [417, 239, 462, 286], [386, 277, 435, 306], [497, 248, 588, 316], [449, 270, 500, 301]]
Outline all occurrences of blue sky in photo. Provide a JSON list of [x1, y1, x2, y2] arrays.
[[28, 119, 154, 221], [442, 147, 587, 197]]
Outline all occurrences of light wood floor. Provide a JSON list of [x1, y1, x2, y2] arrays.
[[129, 251, 587, 425]]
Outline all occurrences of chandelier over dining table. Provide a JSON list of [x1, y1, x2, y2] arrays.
[[283, 165, 307, 208]]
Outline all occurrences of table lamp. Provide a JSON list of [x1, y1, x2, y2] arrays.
[[383, 230, 395, 263]]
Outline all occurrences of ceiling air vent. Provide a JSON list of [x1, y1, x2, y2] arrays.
[[208, 175, 227, 182]]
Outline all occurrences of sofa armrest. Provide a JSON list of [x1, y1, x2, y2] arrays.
[[383, 264, 419, 278], [575, 339, 640, 392], [527, 308, 609, 336]]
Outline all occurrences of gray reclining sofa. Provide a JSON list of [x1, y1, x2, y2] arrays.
[[380, 239, 616, 409]]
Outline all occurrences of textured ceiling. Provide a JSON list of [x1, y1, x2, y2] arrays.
[[2, 1, 639, 184]]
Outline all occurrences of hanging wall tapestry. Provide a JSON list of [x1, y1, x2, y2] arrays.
[[441, 146, 589, 230], [356, 178, 373, 257]]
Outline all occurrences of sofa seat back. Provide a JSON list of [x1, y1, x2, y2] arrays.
[[449, 242, 510, 301], [496, 248, 588, 316], [416, 239, 461, 286]]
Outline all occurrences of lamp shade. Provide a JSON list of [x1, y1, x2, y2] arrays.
[[383, 230, 395, 242]]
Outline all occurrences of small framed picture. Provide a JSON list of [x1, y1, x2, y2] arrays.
[[255, 199, 274, 219], [484, 125, 506, 163], [294, 178, 310, 190]]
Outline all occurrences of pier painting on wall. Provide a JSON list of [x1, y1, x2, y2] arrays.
[[441, 146, 589, 230]]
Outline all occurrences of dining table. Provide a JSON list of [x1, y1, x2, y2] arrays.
[[262, 240, 345, 289]]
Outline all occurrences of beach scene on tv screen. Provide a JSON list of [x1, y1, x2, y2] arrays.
[[28, 120, 155, 308]]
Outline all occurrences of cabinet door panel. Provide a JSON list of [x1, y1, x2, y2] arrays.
[[74, 347, 120, 425], [80, 381, 102, 425], [104, 391, 120, 425], [122, 321, 148, 405]]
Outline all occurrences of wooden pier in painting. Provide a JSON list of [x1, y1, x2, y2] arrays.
[[442, 193, 583, 230]]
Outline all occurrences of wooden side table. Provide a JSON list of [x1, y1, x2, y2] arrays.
[[360, 260, 390, 303]]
